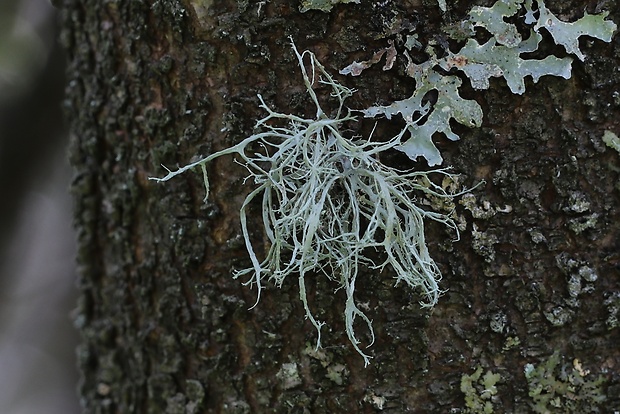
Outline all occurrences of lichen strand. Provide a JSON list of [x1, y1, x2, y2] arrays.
[[153, 42, 467, 365]]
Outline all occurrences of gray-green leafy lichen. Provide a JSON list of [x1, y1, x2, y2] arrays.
[[460, 366, 501, 414], [555, 253, 598, 298], [341, 0, 617, 166], [471, 224, 499, 263], [524, 352, 607, 413], [276, 362, 302, 390], [299, 0, 359, 13], [602, 130, 620, 154]]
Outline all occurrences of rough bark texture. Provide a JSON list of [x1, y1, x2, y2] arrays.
[[61, 0, 620, 412]]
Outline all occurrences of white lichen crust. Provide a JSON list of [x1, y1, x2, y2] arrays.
[[152, 40, 465, 365]]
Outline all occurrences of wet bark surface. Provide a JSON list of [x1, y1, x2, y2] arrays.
[[61, 0, 620, 412]]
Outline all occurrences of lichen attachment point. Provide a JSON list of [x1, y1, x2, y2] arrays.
[[150, 38, 468, 365]]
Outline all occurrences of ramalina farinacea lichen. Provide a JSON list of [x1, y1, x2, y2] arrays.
[[152, 40, 467, 365]]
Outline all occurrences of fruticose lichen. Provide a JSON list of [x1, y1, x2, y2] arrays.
[[152, 40, 467, 365], [341, 0, 617, 166]]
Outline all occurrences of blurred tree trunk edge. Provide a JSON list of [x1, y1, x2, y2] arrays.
[[59, 1, 620, 413]]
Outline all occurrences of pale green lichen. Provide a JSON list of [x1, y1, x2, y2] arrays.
[[555, 253, 598, 300], [535, 2, 616, 61], [299, 0, 359, 13], [489, 311, 508, 333], [502, 335, 521, 351], [325, 363, 348, 385], [363, 391, 386, 410], [602, 130, 620, 154], [343, 0, 617, 166], [276, 362, 302, 390], [460, 366, 501, 414], [543, 305, 573, 326], [152, 40, 468, 365], [437, 0, 446, 13], [442, 31, 572, 95], [471, 0, 617, 57], [524, 352, 607, 413], [568, 213, 599, 234], [471, 224, 498, 263], [469, 0, 524, 47], [362, 50, 484, 166]]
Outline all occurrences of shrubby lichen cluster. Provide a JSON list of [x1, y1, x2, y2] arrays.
[[152, 41, 466, 365]]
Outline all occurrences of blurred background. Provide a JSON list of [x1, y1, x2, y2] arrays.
[[0, 0, 80, 413]]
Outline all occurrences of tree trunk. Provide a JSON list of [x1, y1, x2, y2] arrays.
[[61, 0, 620, 412]]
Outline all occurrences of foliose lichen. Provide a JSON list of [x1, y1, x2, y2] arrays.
[[524, 351, 607, 413], [602, 130, 620, 155], [604, 291, 620, 330], [460, 366, 501, 414], [299, 0, 359, 13], [341, 0, 617, 166]]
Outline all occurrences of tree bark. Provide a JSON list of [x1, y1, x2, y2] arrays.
[[61, 0, 620, 412]]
